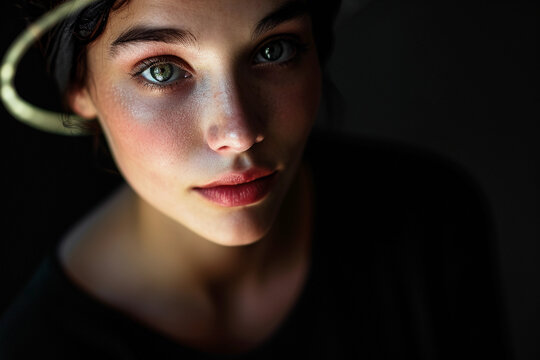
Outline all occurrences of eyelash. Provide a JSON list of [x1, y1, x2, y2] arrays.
[[130, 35, 310, 92]]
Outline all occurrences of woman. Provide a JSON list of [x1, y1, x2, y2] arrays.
[[0, 0, 511, 358]]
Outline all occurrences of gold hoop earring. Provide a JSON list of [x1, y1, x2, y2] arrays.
[[0, 0, 97, 136]]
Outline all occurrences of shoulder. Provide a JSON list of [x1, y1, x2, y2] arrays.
[[304, 130, 510, 358], [0, 186, 145, 358], [58, 184, 144, 309], [0, 251, 153, 359], [305, 129, 497, 280], [0, 255, 99, 358]]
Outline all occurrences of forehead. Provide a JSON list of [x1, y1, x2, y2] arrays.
[[106, 0, 296, 37]]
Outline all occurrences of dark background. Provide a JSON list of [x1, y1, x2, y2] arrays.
[[1, 0, 538, 359]]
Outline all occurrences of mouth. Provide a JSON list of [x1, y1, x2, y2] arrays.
[[193, 168, 278, 207]]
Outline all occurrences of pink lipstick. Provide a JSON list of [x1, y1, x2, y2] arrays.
[[193, 168, 277, 207]]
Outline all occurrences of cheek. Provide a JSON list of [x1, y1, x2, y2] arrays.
[[271, 60, 322, 137], [95, 84, 201, 184]]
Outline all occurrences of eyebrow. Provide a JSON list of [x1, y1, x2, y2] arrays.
[[108, 0, 309, 57], [252, 0, 309, 40], [109, 27, 197, 57]]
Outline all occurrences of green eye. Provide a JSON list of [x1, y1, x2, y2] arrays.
[[141, 63, 190, 84], [150, 64, 174, 82], [255, 39, 297, 64], [262, 42, 284, 61]]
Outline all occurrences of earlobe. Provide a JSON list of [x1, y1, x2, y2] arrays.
[[68, 87, 98, 119]]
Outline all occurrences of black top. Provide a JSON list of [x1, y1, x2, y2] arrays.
[[0, 131, 512, 359]]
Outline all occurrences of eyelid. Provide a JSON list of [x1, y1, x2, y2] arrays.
[[255, 32, 305, 48]]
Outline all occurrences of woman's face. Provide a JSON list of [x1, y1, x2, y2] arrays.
[[72, 0, 321, 246]]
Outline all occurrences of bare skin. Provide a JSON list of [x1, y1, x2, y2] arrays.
[[59, 163, 313, 353], [58, 0, 320, 354]]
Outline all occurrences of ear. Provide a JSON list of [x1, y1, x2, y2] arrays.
[[67, 87, 98, 119]]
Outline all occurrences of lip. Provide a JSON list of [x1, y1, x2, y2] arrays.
[[193, 168, 278, 207]]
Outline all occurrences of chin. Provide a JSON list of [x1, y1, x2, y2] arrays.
[[208, 233, 265, 247], [200, 207, 277, 247]]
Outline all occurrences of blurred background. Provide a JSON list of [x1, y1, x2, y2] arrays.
[[1, 0, 538, 359]]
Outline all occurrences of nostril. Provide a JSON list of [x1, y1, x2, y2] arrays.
[[206, 127, 263, 154], [216, 145, 230, 152]]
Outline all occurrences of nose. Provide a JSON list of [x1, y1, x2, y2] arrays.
[[204, 79, 264, 154]]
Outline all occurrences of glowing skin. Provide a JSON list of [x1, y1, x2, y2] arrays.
[[72, 0, 321, 247], [62, 0, 321, 351]]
